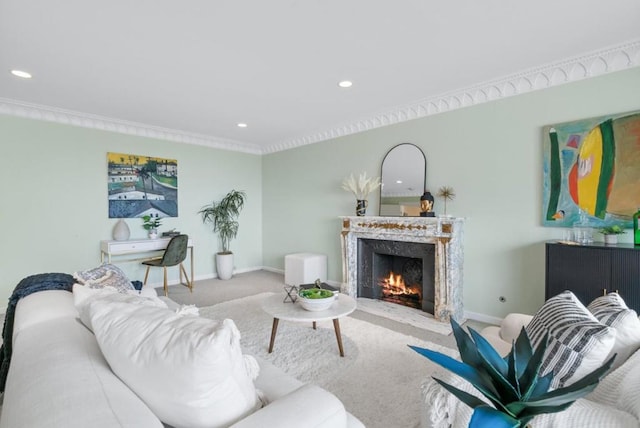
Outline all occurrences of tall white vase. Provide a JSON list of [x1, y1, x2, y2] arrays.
[[216, 253, 234, 280], [112, 219, 130, 241]]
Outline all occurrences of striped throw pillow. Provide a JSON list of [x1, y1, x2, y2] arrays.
[[588, 292, 640, 370], [526, 291, 615, 389]]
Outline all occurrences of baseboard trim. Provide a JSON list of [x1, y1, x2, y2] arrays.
[[148, 266, 266, 288], [464, 310, 503, 326], [260, 266, 284, 275], [233, 266, 264, 275]]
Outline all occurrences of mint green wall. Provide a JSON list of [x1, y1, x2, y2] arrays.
[[2, 68, 639, 317], [262, 68, 640, 318], [0, 117, 263, 302]]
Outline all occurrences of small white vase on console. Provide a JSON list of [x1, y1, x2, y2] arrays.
[[112, 219, 130, 241]]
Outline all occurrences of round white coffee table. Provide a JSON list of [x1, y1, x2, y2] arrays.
[[261, 293, 357, 357]]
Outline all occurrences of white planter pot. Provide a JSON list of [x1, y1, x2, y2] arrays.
[[604, 234, 618, 245], [216, 253, 234, 280]]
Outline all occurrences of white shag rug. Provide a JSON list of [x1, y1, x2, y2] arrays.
[[198, 292, 457, 428]]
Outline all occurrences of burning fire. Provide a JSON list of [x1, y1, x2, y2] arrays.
[[378, 271, 421, 298]]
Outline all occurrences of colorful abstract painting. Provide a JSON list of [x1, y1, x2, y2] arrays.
[[543, 110, 640, 227], [108, 152, 178, 218]]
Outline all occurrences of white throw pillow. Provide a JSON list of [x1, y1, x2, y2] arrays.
[[526, 291, 616, 388], [72, 283, 168, 331], [588, 292, 640, 370], [89, 301, 260, 428]]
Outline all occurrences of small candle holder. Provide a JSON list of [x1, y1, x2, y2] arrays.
[[283, 285, 299, 303]]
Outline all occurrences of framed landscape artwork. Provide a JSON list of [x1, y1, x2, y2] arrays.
[[542, 110, 640, 227], [107, 152, 178, 218]]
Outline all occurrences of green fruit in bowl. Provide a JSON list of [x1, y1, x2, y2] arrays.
[[299, 288, 334, 299]]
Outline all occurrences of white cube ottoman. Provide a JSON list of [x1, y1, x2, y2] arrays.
[[284, 253, 328, 286]]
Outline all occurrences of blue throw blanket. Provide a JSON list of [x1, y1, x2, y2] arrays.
[[0, 273, 75, 392]]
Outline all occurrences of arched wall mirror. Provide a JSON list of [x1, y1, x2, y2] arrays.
[[379, 143, 426, 216]]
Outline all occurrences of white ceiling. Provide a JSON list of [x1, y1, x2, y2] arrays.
[[1, 1, 639, 154]]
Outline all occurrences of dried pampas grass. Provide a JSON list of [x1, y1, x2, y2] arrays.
[[342, 172, 381, 200]]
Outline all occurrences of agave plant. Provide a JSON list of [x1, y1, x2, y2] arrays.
[[410, 319, 614, 428]]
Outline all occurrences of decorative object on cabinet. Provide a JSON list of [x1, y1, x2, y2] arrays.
[[634, 207, 640, 245], [597, 224, 626, 245], [112, 219, 130, 241], [379, 143, 426, 217], [198, 189, 246, 280], [107, 152, 178, 218], [542, 110, 640, 228], [572, 210, 594, 244], [545, 242, 640, 313], [341, 172, 381, 216]]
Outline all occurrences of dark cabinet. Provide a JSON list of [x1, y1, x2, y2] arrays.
[[545, 242, 640, 313]]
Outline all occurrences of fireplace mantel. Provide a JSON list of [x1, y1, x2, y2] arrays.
[[340, 216, 464, 322]]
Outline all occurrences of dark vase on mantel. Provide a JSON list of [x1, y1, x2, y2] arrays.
[[356, 200, 368, 216]]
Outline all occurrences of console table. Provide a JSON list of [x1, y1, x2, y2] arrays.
[[100, 238, 194, 284]]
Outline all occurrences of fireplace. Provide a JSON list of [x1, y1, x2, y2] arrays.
[[358, 239, 435, 314], [340, 216, 464, 323]]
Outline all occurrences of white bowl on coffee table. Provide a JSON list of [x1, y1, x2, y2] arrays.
[[298, 288, 336, 311]]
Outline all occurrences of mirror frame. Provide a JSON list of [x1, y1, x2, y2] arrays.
[[378, 143, 426, 217]]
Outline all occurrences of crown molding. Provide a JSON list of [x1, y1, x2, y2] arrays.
[[0, 98, 263, 155], [264, 39, 640, 154], [1, 40, 639, 156]]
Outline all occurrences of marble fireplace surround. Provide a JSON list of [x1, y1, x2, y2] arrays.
[[340, 216, 464, 323]]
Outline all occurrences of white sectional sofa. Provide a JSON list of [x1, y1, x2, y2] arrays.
[[0, 290, 364, 428]]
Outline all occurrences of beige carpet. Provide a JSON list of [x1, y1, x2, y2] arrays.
[[198, 292, 458, 428], [165, 270, 486, 351]]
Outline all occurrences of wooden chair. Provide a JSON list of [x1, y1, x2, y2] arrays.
[[142, 234, 191, 297]]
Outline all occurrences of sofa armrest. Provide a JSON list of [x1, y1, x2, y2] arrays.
[[480, 313, 533, 357], [480, 326, 512, 356], [13, 290, 77, 343], [230, 384, 351, 428], [499, 313, 533, 344]]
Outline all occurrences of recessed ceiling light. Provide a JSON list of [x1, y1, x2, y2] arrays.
[[11, 69, 32, 79], [396, 180, 403, 184], [338, 80, 353, 88], [237, 123, 247, 128]]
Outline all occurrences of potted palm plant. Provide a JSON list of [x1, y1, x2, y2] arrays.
[[198, 190, 246, 280]]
